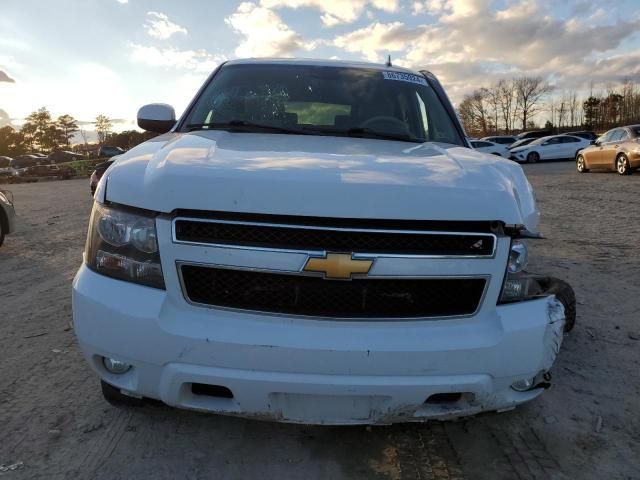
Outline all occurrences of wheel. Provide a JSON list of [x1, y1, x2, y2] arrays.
[[576, 155, 589, 173], [101, 380, 144, 408], [616, 154, 631, 175], [543, 278, 576, 332], [0, 220, 4, 247], [526, 151, 539, 163]]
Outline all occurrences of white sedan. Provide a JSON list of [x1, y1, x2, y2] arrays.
[[509, 135, 592, 163], [469, 139, 510, 157]]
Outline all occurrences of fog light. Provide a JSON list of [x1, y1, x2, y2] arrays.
[[511, 377, 535, 392], [102, 356, 131, 374]]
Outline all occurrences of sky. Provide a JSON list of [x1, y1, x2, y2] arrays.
[[1, 0, 639, 133]]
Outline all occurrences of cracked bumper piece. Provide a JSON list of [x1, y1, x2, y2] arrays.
[[73, 266, 565, 425]]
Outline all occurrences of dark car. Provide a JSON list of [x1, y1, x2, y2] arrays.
[[480, 135, 518, 145], [90, 159, 115, 195], [10, 155, 40, 170], [562, 130, 597, 141], [48, 150, 85, 163], [516, 130, 552, 140], [508, 138, 535, 150], [98, 146, 125, 158], [23, 164, 74, 179]]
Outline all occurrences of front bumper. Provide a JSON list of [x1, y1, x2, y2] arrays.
[[73, 266, 565, 425]]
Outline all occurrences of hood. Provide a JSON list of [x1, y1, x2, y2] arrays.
[[100, 131, 540, 232]]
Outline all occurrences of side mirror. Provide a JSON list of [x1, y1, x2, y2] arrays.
[[591, 140, 597, 145], [137, 103, 176, 133]]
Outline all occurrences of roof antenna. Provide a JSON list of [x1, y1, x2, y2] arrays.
[[386, 55, 392, 67]]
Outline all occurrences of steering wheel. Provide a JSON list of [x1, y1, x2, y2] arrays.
[[359, 115, 409, 132]]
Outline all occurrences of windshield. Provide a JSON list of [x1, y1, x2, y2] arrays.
[[182, 63, 464, 145]]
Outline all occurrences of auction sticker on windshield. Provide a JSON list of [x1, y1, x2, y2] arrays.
[[382, 71, 428, 86]]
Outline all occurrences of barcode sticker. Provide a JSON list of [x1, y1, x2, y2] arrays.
[[382, 71, 428, 86]]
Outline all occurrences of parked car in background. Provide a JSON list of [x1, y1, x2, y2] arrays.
[[510, 135, 591, 163], [561, 131, 597, 141], [48, 150, 85, 163], [480, 135, 517, 146], [508, 138, 535, 150], [98, 146, 125, 158], [0, 189, 16, 247], [516, 130, 552, 140], [470, 139, 510, 157], [0, 156, 12, 175], [10, 155, 40, 170], [22, 164, 74, 179], [90, 158, 116, 195], [576, 125, 640, 175]]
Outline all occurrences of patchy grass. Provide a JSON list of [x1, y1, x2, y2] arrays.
[[63, 157, 107, 177]]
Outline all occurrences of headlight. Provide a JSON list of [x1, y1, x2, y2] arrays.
[[85, 203, 165, 289], [498, 240, 541, 303]]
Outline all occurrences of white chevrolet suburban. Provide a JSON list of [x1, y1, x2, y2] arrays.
[[73, 58, 574, 425]]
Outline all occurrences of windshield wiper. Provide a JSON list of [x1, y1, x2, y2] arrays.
[[185, 120, 317, 136], [303, 126, 425, 143]]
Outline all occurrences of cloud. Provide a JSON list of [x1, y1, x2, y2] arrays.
[[333, 1, 638, 103], [116, 0, 128, 4], [334, 22, 409, 62], [0, 70, 15, 83], [0, 108, 12, 127], [144, 11, 188, 40], [129, 44, 225, 73], [225, 2, 309, 57], [260, 0, 399, 26]]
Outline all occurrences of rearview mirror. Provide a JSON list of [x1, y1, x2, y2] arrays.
[[137, 103, 176, 133]]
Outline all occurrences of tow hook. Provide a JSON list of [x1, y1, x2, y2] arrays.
[[534, 371, 552, 390]]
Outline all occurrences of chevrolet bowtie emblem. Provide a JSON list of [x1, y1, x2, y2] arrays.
[[303, 252, 373, 280]]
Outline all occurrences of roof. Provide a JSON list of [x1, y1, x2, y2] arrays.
[[224, 57, 420, 75]]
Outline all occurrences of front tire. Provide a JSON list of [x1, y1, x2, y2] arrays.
[[540, 278, 576, 333], [576, 155, 589, 173], [527, 151, 539, 163], [101, 380, 145, 408], [616, 154, 631, 175]]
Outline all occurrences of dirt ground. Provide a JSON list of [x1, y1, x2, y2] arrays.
[[1, 163, 639, 480]]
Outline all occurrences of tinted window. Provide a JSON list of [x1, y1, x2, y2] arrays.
[[544, 137, 561, 145], [183, 64, 464, 145], [472, 141, 492, 148], [598, 131, 613, 143], [631, 126, 640, 136], [493, 137, 516, 144], [562, 136, 579, 143], [608, 129, 624, 142]]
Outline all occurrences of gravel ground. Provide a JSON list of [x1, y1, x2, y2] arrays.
[[1, 163, 639, 479]]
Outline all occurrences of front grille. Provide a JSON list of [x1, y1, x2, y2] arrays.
[[174, 219, 495, 256], [180, 265, 486, 318]]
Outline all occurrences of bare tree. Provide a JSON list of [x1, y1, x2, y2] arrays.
[[497, 80, 516, 133], [484, 86, 500, 135], [568, 90, 579, 127], [514, 76, 553, 130]]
